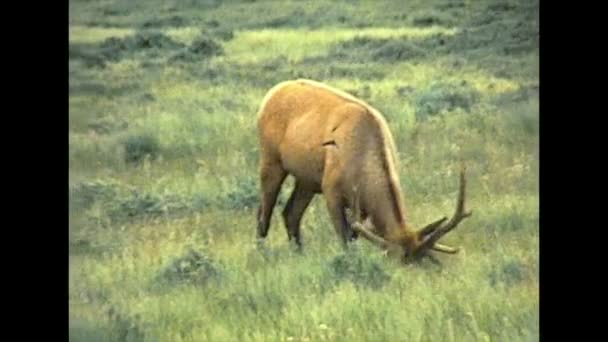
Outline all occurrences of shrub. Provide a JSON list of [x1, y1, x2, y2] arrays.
[[123, 133, 160, 163], [372, 39, 427, 61], [69, 32, 187, 67], [156, 249, 224, 287], [170, 36, 224, 63], [140, 15, 189, 28], [411, 9, 456, 27], [70, 180, 119, 211], [109, 31, 185, 51], [221, 176, 259, 210], [414, 81, 480, 120], [326, 250, 391, 289], [329, 36, 427, 63], [207, 28, 234, 41], [87, 116, 129, 134], [489, 259, 530, 286], [106, 191, 189, 223], [107, 307, 145, 342]]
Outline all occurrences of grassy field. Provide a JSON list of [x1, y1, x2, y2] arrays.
[[69, 0, 539, 341]]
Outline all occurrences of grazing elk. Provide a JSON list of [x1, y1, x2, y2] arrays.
[[255, 79, 471, 263]]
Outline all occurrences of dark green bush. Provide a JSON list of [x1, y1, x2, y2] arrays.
[[100, 32, 185, 58], [414, 81, 480, 120], [123, 133, 160, 163], [222, 176, 259, 210], [327, 36, 428, 63], [107, 191, 189, 222], [156, 249, 224, 287], [69, 32, 186, 67], [140, 15, 189, 28], [70, 180, 119, 210], [411, 9, 456, 27], [170, 37, 224, 63], [326, 250, 391, 289], [489, 259, 529, 286]]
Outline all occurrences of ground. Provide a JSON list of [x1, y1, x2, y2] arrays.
[[69, 1, 539, 341]]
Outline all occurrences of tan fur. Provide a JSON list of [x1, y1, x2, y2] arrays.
[[255, 79, 419, 249]]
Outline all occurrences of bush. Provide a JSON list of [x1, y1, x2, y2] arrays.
[[70, 180, 119, 211], [191, 192, 213, 210], [156, 249, 224, 287], [123, 133, 160, 163], [69, 319, 109, 342], [170, 37, 224, 63], [140, 15, 189, 28], [489, 259, 530, 286], [503, 97, 539, 137], [450, 1, 538, 56], [221, 176, 259, 210], [372, 39, 427, 61], [206, 28, 234, 41], [87, 116, 129, 134], [328, 36, 428, 63], [107, 308, 145, 342], [105, 31, 185, 51], [73, 180, 216, 225], [411, 9, 456, 27], [106, 191, 189, 223], [326, 250, 391, 289], [414, 81, 480, 120], [188, 37, 223, 56], [69, 134, 126, 171], [69, 32, 187, 67]]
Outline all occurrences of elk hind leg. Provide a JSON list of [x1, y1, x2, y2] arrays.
[[257, 160, 287, 240]]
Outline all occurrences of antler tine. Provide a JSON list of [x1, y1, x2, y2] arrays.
[[446, 164, 472, 230], [351, 222, 393, 249], [431, 243, 460, 254], [419, 164, 472, 251], [419, 216, 448, 237]]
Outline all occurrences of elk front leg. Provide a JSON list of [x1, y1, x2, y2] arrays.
[[256, 161, 287, 240], [282, 182, 315, 247], [325, 195, 350, 247], [323, 184, 358, 247], [322, 146, 356, 247]]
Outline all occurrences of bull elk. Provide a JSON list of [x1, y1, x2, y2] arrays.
[[255, 79, 471, 263]]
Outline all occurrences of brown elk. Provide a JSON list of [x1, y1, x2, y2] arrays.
[[255, 79, 471, 263]]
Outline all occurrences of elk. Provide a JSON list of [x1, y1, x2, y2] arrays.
[[255, 79, 471, 263]]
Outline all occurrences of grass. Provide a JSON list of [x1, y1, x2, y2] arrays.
[[69, 0, 539, 341], [69, 26, 136, 44], [223, 26, 458, 64]]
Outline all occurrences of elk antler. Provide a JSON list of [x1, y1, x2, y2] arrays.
[[431, 243, 460, 254], [418, 216, 447, 237], [351, 221, 393, 249], [418, 164, 472, 254]]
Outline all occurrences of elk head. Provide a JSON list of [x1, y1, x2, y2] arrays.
[[351, 164, 472, 264]]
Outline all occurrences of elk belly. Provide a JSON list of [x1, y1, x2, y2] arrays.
[[279, 115, 327, 192]]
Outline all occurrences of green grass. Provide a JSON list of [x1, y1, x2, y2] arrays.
[[69, 0, 539, 341], [69, 26, 135, 44], [222, 26, 458, 64]]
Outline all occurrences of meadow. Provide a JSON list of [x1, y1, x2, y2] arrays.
[[69, 0, 539, 341]]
